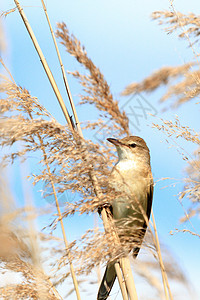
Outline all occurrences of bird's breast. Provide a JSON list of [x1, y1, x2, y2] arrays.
[[109, 159, 150, 221]]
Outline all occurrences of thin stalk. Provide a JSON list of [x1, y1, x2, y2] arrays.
[[40, 0, 83, 137], [115, 262, 129, 300], [151, 211, 173, 300], [94, 214, 102, 285], [14, 0, 74, 132], [47, 279, 63, 300], [120, 257, 138, 300], [21, 165, 49, 300], [39, 135, 81, 300], [0, 57, 16, 83]]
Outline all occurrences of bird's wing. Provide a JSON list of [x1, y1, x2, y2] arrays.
[[146, 176, 154, 220], [133, 174, 153, 257]]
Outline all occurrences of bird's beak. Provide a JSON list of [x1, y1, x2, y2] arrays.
[[107, 138, 121, 146]]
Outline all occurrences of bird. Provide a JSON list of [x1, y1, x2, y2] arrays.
[[97, 136, 153, 300]]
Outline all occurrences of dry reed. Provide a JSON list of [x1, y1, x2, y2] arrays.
[[0, 2, 193, 299]]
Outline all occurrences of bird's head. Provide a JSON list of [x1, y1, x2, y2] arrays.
[[107, 136, 150, 164]]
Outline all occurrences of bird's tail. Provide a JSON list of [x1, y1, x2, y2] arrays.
[[97, 263, 116, 300]]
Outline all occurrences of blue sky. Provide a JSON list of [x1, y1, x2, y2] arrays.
[[1, 0, 200, 299]]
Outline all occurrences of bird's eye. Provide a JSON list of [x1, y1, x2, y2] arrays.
[[130, 143, 137, 148]]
